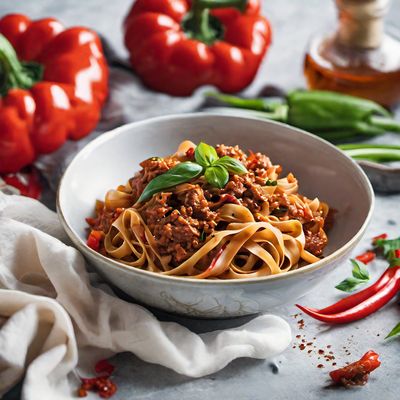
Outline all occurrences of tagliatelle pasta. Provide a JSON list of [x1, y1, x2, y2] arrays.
[[86, 141, 331, 279]]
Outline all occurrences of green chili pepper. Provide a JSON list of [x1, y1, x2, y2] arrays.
[[338, 144, 400, 163], [207, 90, 400, 142]]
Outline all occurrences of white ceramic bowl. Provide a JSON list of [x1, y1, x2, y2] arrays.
[[57, 114, 374, 318]]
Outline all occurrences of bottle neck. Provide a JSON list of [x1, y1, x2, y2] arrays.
[[335, 0, 390, 48]]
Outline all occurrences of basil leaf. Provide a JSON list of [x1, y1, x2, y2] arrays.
[[195, 142, 218, 167], [374, 237, 400, 260], [335, 259, 370, 292], [137, 162, 202, 202], [386, 321, 400, 339], [389, 257, 400, 268], [204, 165, 229, 188], [214, 156, 247, 175], [335, 277, 368, 293], [351, 259, 370, 280]]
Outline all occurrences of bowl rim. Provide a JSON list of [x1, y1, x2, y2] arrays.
[[57, 112, 375, 286]]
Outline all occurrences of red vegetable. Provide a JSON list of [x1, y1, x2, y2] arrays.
[[123, 0, 271, 96], [79, 359, 117, 398], [296, 265, 400, 324], [2, 167, 41, 199], [0, 14, 108, 173], [372, 233, 388, 243], [87, 230, 104, 252], [355, 251, 375, 264], [95, 359, 115, 376], [318, 265, 398, 315], [330, 350, 381, 387]]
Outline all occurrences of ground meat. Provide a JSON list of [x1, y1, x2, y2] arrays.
[[89, 144, 330, 264], [304, 228, 327, 256], [129, 156, 179, 201], [141, 185, 217, 264], [215, 144, 247, 162]]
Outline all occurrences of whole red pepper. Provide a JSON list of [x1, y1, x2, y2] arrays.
[[0, 14, 109, 174], [123, 0, 271, 96]]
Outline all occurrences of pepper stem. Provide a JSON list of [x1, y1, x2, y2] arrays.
[[182, 0, 247, 45], [0, 34, 43, 97]]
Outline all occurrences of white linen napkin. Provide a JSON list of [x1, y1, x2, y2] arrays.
[[0, 192, 291, 399]]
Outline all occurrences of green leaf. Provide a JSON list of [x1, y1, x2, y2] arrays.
[[335, 259, 370, 292], [386, 322, 400, 339], [389, 257, 400, 268], [335, 277, 369, 293], [214, 156, 247, 175], [204, 165, 229, 188], [137, 162, 202, 203], [195, 142, 219, 167], [374, 237, 400, 261], [351, 259, 370, 280]]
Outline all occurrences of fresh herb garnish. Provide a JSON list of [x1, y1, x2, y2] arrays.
[[138, 162, 203, 202], [195, 142, 219, 167], [386, 322, 400, 339], [265, 179, 277, 186], [200, 230, 206, 241], [335, 259, 370, 292], [204, 165, 229, 189], [213, 156, 248, 175], [137, 142, 248, 202], [374, 237, 400, 265]]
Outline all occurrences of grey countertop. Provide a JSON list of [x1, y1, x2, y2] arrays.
[[1, 1, 400, 399]]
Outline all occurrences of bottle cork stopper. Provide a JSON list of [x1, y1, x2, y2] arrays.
[[336, 0, 390, 48]]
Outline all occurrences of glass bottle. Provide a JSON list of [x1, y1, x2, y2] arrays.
[[304, 0, 400, 109]]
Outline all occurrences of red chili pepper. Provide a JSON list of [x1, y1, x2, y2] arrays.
[[95, 359, 115, 377], [87, 230, 104, 252], [2, 167, 41, 199], [317, 265, 398, 315], [330, 350, 381, 387], [123, 0, 271, 96], [355, 251, 376, 264], [0, 14, 108, 173], [296, 265, 400, 323], [372, 233, 388, 243]]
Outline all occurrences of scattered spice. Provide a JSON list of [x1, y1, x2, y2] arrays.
[[318, 349, 324, 355], [78, 359, 117, 398], [317, 364, 324, 369]]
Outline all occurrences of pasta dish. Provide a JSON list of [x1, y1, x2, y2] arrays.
[[86, 141, 331, 279]]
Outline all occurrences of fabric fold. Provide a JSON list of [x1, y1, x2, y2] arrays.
[[0, 193, 291, 399]]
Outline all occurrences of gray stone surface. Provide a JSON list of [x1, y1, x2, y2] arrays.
[[1, 1, 400, 399]]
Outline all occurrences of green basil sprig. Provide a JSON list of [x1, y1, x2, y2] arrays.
[[137, 162, 203, 202], [335, 259, 370, 292], [195, 142, 247, 187], [205, 165, 229, 189], [137, 142, 248, 202]]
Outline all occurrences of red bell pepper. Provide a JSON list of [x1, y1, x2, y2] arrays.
[[123, 0, 271, 96], [0, 14, 109, 174]]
